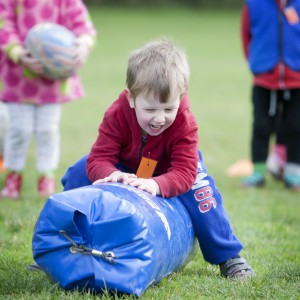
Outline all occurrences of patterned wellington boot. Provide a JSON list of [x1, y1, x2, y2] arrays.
[[38, 176, 56, 197], [266, 144, 287, 180], [0, 172, 22, 199]]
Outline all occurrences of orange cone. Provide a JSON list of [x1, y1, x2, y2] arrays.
[[226, 159, 253, 177], [0, 157, 6, 173]]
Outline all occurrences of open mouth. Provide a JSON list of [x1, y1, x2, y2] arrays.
[[150, 124, 162, 129], [149, 124, 164, 134]]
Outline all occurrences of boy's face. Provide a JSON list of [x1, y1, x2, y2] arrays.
[[126, 90, 180, 136]]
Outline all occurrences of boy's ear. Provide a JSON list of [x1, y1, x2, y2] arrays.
[[125, 88, 135, 108]]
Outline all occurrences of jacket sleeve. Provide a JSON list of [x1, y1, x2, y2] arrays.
[[60, 0, 97, 39], [0, 1, 23, 60], [241, 4, 251, 60], [154, 119, 199, 198], [86, 112, 124, 182]]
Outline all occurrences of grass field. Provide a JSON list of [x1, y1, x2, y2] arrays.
[[0, 6, 299, 300]]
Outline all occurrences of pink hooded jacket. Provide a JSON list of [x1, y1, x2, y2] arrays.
[[0, 0, 96, 104]]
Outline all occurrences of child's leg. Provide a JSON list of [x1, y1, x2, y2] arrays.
[[0, 102, 8, 172], [0, 104, 34, 198], [4, 103, 34, 170], [0, 102, 8, 158], [35, 104, 61, 196], [61, 155, 92, 191], [179, 152, 254, 278], [178, 152, 243, 265], [282, 88, 300, 189], [35, 104, 61, 174], [267, 92, 287, 179], [242, 86, 277, 187]]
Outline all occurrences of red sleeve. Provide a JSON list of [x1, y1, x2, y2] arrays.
[[241, 4, 251, 60], [154, 117, 199, 198], [86, 113, 123, 182]]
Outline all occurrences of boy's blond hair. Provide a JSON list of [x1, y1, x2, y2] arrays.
[[126, 38, 190, 103]]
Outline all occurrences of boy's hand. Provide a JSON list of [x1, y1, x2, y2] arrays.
[[93, 171, 137, 184], [93, 172, 160, 196], [123, 178, 160, 196]]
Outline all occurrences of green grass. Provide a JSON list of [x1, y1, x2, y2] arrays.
[[0, 7, 299, 300]]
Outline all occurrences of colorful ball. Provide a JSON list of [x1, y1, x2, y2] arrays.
[[25, 23, 76, 80]]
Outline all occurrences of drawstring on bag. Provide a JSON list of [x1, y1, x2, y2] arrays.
[[59, 230, 117, 264]]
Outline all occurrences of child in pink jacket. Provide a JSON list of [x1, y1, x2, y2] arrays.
[[0, 0, 96, 198]]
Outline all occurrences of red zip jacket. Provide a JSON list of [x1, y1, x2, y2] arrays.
[[86, 91, 199, 198], [241, 0, 300, 89]]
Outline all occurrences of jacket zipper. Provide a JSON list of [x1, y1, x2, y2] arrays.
[[139, 135, 147, 161], [278, 0, 286, 90]]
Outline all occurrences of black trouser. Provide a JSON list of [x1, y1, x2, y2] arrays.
[[251, 85, 300, 164]]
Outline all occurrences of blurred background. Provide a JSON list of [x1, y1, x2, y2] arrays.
[[84, 0, 242, 9], [1, 2, 299, 299]]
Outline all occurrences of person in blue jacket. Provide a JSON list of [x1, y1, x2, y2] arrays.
[[241, 0, 300, 190]]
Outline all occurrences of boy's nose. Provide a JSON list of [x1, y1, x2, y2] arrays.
[[154, 111, 166, 123]]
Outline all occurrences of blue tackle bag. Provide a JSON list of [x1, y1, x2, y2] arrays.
[[32, 183, 197, 296]]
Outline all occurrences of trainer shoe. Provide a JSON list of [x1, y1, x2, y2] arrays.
[[284, 174, 300, 191], [220, 256, 255, 279], [38, 176, 56, 197], [0, 172, 22, 199], [241, 172, 265, 188]]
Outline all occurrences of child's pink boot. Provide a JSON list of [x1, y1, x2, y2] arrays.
[[0, 172, 22, 199], [38, 176, 56, 197]]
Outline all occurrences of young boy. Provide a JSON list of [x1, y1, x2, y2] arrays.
[[64, 38, 254, 279]]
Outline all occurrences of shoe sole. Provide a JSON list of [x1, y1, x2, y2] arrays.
[[240, 181, 265, 188]]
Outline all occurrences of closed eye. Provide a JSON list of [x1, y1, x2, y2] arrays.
[[165, 108, 175, 113]]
